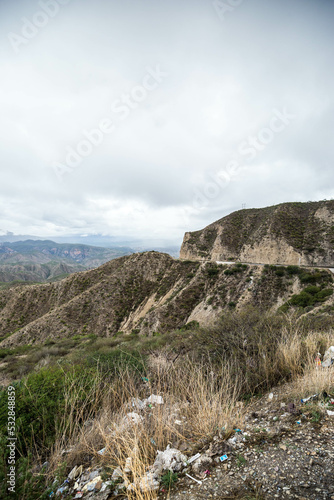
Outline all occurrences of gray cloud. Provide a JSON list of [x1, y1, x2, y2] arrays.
[[0, 0, 333, 243]]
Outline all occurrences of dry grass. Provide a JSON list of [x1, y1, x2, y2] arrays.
[[47, 358, 242, 498], [290, 331, 334, 397], [21, 315, 333, 499]]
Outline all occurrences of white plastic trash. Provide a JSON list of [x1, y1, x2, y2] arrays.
[[147, 395, 164, 405]]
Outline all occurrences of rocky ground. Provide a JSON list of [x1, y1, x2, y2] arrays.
[[50, 379, 334, 500], [167, 389, 334, 500]]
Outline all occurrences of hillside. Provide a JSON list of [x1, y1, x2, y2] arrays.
[[0, 251, 333, 348], [180, 200, 334, 266], [0, 240, 133, 285]]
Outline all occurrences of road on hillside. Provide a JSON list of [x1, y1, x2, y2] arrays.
[[213, 261, 334, 273]]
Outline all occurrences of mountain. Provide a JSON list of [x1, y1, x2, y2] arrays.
[[0, 240, 133, 284], [0, 251, 333, 348], [180, 200, 334, 266]]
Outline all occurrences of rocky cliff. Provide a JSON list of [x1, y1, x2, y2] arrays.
[[180, 201, 334, 266]]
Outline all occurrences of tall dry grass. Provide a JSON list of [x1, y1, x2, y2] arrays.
[[48, 358, 242, 498], [288, 331, 334, 397], [43, 314, 333, 498]]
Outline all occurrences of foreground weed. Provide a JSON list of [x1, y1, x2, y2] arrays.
[[236, 454, 247, 468], [161, 471, 178, 489]]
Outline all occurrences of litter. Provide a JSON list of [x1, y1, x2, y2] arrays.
[[322, 346, 334, 368], [268, 393, 274, 400], [147, 395, 164, 405], [112, 467, 123, 480], [220, 454, 228, 462], [142, 377, 149, 382], [301, 394, 319, 403], [56, 486, 68, 496], [131, 398, 146, 410], [187, 453, 201, 464], [327, 410, 334, 416], [234, 428, 242, 433], [82, 476, 102, 493], [185, 473, 202, 485], [138, 472, 160, 492], [98, 447, 106, 455], [175, 420, 182, 425], [296, 420, 301, 425], [124, 412, 143, 425], [153, 445, 187, 474], [100, 481, 113, 493], [124, 457, 132, 473], [68, 465, 80, 481], [287, 403, 298, 414], [191, 455, 213, 474], [73, 493, 83, 499]]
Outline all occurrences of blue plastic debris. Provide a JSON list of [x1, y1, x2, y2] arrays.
[[220, 454, 228, 462], [234, 428, 242, 433], [301, 394, 318, 403]]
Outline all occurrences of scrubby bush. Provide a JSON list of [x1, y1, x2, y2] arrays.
[[85, 349, 146, 376]]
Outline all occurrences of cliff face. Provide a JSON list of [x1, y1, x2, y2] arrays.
[[180, 201, 334, 266]]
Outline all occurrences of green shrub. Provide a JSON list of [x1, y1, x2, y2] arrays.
[[206, 264, 219, 277], [286, 265, 301, 275], [289, 291, 315, 308], [303, 286, 321, 295], [86, 349, 146, 376], [161, 471, 178, 489], [315, 288, 333, 301], [180, 320, 200, 331], [287, 287, 333, 309], [0, 450, 52, 500], [300, 273, 318, 284]]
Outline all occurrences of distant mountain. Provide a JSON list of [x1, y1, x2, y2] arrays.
[[0, 233, 180, 257], [52, 235, 181, 256], [180, 200, 334, 266], [0, 240, 133, 285]]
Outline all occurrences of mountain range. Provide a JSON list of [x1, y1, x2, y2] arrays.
[[0, 240, 133, 285]]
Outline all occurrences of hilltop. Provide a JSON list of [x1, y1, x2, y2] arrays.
[[180, 200, 334, 266]]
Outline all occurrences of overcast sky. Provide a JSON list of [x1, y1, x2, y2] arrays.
[[0, 0, 333, 244]]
